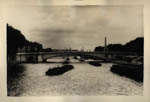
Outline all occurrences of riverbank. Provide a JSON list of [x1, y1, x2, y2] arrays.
[[110, 64, 143, 82], [7, 62, 25, 96]]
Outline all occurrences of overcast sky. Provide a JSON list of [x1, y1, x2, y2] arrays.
[[6, 5, 143, 50]]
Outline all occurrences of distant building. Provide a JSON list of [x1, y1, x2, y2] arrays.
[[18, 42, 43, 53], [42, 48, 52, 52]]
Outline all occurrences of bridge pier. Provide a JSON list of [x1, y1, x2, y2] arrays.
[[16, 54, 40, 63], [16, 54, 26, 63], [38, 54, 44, 62]]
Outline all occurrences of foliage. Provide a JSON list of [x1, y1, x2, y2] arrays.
[[95, 37, 144, 55], [7, 24, 29, 55]]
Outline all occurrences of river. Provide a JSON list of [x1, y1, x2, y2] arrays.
[[8, 57, 143, 96]]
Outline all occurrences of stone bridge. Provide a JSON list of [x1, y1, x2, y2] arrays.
[[15, 51, 136, 63]]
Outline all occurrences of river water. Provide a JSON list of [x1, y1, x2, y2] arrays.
[[8, 57, 143, 96]]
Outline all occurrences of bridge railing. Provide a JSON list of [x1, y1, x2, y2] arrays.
[[16, 51, 137, 55]]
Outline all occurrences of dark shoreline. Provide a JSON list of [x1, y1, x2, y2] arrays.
[[7, 62, 25, 96], [110, 64, 143, 82]]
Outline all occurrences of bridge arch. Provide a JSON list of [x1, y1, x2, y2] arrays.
[[41, 52, 106, 63]]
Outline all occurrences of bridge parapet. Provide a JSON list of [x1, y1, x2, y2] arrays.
[[16, 51, 137, 63]]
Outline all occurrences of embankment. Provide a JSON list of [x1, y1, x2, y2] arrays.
[[110, 64, 143, 82], [7, 62, 25, 96]]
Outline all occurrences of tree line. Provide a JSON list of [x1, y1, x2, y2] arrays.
[[95, 37, 144, 55], [7, 24, 44, 56]]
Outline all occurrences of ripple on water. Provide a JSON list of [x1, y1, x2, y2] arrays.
[[8, 58, 143, 96]]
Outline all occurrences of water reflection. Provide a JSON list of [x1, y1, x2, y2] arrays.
[[46, 57, 96, 63]]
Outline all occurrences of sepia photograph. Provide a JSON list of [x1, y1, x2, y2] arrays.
[[6, 5, 144, 96]]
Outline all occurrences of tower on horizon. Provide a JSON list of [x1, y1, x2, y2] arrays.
[[104, 37, 108, 52]]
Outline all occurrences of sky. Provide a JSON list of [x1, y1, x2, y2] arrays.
[[6, 5, 143, 51]]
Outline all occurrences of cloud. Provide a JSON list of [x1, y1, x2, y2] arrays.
[[7, 5, 143, 50]]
